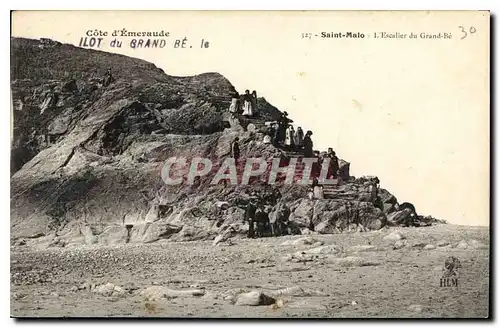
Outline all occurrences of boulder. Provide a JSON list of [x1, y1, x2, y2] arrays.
[[310, 200, 386, 234], [383, 203, 396, 215], [411, 242, 426, 249], [289, 199, 314, 227], [98, 226, 129, 245], [213, 226, 237, 246], [378, 188, 398, 206], [130, 222, 182, 243], [246, 123, 257, 132], [393, 240, 407, 249], [300, 228, 318, 235], [408, 304, 423, 313], [338, 159, 350, 180], [94, 283, 126, 297], [387, 210, 412, 224], [234, 290, 275, 306], [354, 176, 380, 185], [383, 231, 406, 241]]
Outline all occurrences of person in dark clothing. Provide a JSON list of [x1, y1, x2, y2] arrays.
[[272, 203, 291, 237], [327, 148, 339, 179], [303, 130, 313, 157], [248, 219, 255, 238], [245, 198, 258, 238], [279, 112, 292, 142], [103, 68, 114, 87], [281, 111, 292, 124], [274, 123, 283, 145], [251, 90, 259, 116], [311, 151, 321, 178], [231, 137, 240, 162], [267, 123, 277, 145], [272, 111, 291, 145], [294, 126, 304, 150], [244, 199, 257, 222], [254, 206, 270, 238]]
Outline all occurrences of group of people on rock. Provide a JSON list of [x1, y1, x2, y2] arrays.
[[227, 90, 316, 155], [261, 113, 315, 156], [312, 147, 340, 179], [244, 193, 299, 238], [230, 123, 341, 184], [229, 89, 259, 117]]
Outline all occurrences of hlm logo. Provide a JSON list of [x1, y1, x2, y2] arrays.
[[439, 256, 461, 287]]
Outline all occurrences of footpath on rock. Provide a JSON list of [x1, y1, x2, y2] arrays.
[[11, 37, 444, 248]]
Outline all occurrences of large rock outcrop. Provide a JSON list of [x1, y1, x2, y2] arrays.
[[10, 37, 443, 246]]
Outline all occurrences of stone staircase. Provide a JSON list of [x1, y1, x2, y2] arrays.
[[323, 183, 340, 199]]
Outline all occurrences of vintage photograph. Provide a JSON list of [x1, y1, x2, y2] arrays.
[[10, 10, 490, 318]]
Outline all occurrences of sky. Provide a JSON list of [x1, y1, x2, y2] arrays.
[[11, 10, 490, 226]]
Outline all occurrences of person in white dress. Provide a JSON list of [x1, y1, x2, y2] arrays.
[[228, 91, 239, 115], [241, 90, 253, 117], [284, 125, 295, 149]]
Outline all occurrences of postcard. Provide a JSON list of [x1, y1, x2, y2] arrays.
[[10, 10, 490, 318]]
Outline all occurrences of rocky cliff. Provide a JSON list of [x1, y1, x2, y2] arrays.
[[10, 37, 444, 247]]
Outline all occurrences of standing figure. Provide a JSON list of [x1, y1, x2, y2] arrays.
[[284, 125, 295, 150], [266, 123, 276, 145], [272, 203, 291, 237], [270, 123, 279, 146], [311, 150, 322, 178], [294, 126, 304, 150], [231, 137, 240, 162], [313, 177, 324, 199], [277, 112, 291, 143], [241, 90, 254, 117], [254, 206, 270, 238], [228, 91, 239, 115], [327, 148, 340, 179], [103, 68, 114, 87], [274, 122, 283, 145], [303, 130, 314, 157], [251, 90, 259, 116], [245, 198, 257, 238]]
